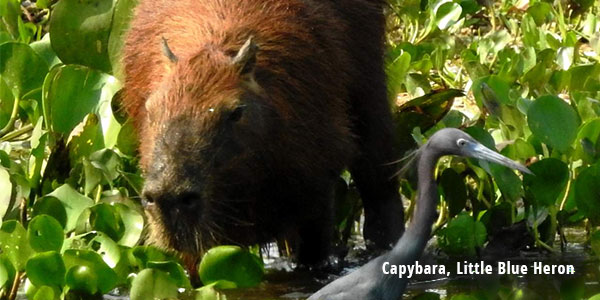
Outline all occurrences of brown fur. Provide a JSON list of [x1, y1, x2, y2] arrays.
[[122, 0, 404, 266]]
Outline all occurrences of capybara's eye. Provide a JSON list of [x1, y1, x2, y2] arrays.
[[228, 106, 245, 122]]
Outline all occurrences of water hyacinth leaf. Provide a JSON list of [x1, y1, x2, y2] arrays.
[[0, 257, 15, 290], [0, 167, 11, 222], [386, 49, 411, 100], [116, 118, 138, 157], [108, 0, 139, 79], [556, 47, 574, 71], [89, 203, 125, 242], [473, 76, 511, 112], [195, 283, 224, 300], [25, 251, 66, 287], [88, 232, 121, 268], [574, 163, 600, 225], [65, 265, 99, 295], [49, 0, 116, 73], [115, 203, 144, 247], [523, 159, 569, 207], [131, 246, 176, 268], [130, 268, 179, 300], [63, 249, 117, 294], [28, 215, 64, 252], [33, 286, 55, 300], [574, 119, 600, 163], [0, 78, 14, 129], [31, 197, 67, 229], [198, 245, 264, 288], [44, 65, 122, 147], [0, 42, 48, 98], [67, 114, 105, 167], [434, 2, 462, 30], [439, 168, 466, 217], [147, 261, 191, 289], [0, 221, 34, 270], [489, 163, 523, 203], [502, 138, 536, 162], [89, 148, 122, 183], [569, 63, 600, 92], [526, 2, 552, 26], [0, 0, 20, 38], [45, 184, 94, 232], [29, 34, 61, 68], [437, 213, 487, 257], [527, 95, 580, 153]]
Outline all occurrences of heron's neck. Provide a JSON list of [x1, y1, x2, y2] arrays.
[[389, 149, 439, 264]]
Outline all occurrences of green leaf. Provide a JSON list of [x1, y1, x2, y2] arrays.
[[43, 65, 122, 146], [437, 213, 487, 257], [28, 215, 64, 252], [45, 184, 94, 232], [130, 268, 179, 300], [33, 286, 55, 300], [0, 78, 14, 129], [49, 0, 117, 73], [131, 246, 176, 269], [63, 249, 117, 294], [29, 34, 61, 68], [574, 163, 600, 224], [556, 47, 574, 71], [0, 221, 34, 270], [25, 251, 66, 287], [108, 0, 139, 79], [386, 49, 411, 100], [114, 203, 144, 247], [434, 2, 462, 30], [68, 114, 105, 171], [574, 119, 600, 163], [89, 203, 125, 242], [147, 261, 191, 289], [439, 168, 466, 217], [0, 42, 48, 98], [88, 232, 121, 268], [199, 245, 264, 288], [527, 95, 580, 153], [32, 197, 67, 229], [0, 167, 11, 222], [523, 159, 569, 207]]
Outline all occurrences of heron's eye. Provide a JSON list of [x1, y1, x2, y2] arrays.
[[457, 139, 467, 147]]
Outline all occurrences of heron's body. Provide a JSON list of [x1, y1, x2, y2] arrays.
[[309, 128, 531, 300]]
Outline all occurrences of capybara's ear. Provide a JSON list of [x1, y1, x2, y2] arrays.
[[231, 36, 258, 75], [161, 37, 178, 63]]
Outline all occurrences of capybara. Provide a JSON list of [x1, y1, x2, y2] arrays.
[[122, 0, 404, 266]]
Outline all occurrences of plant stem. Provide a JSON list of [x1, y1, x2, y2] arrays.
[[0, 97, 21, 137], [0, 124, 33, 142], [8, 272, 23, 300]]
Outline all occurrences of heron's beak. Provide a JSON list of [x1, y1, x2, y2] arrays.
[[468, 142, 533, 175]]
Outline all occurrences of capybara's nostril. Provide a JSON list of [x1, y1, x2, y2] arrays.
[[141, 190, 157, 207]]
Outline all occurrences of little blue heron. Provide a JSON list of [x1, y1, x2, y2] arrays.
[[309, 128, 532, 300]]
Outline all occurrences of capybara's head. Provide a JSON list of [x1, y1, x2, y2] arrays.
[[138, 37, 280, 254]]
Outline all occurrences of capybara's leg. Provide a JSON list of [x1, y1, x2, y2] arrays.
[[349, 97, 405, 249], [296, 190, 334, 265]]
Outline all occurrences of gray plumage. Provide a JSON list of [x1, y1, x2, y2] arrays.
[[309, 128, 532, 300]]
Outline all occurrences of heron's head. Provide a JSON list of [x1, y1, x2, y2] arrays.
[[426, 128, 532, 174]]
